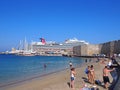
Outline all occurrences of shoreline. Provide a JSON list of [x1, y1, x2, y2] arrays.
[[0, 63, 84, 88], [0, 56, 86, 89], [2, 58, 109, 90], [0, 62, 84, 90], [1, 57, 119, 90], [0, 67, 69, 88], [2, 68, 70, 90]]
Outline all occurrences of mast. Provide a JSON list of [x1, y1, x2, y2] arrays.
[[24, 37, 28, 51]]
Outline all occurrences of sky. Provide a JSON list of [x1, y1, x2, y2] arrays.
[[0, 0, 120, 51]]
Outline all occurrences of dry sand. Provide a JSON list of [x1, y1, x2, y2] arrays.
[[2, 58, 113, 90]]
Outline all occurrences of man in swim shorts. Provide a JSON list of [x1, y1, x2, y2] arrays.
[[103, 66, 115, 88]]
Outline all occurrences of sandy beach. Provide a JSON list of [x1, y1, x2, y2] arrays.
[[2, 58, 113, 90]]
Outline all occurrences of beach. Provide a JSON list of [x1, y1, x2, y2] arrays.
[[2, 58, 114, 90]]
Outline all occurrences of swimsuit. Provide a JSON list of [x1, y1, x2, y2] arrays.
[[71, 73, 75, 81], [103, 76, 110, 84], [71, 77, 74, 81]]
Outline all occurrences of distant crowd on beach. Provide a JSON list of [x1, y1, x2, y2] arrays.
[[69, 55, 119, 90]]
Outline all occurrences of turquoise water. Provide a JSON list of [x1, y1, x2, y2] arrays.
[[0, 54, 85, 86]]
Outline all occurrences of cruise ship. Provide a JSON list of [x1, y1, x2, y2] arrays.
[[31, 38, 89, 56]]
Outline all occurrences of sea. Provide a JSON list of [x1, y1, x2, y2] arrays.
[[0, 54, 85, 87]]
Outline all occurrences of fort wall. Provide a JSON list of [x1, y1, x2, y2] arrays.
[[73, 40, 120, 57]]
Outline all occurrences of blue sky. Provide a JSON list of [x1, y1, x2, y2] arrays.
[[0, 0, 120, 51]]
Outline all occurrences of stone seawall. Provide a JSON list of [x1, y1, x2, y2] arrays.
[[99, 40, 120, 57], [73, 40, 120, 57]]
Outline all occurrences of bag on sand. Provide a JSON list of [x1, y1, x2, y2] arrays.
[[95, 80, 101, 85]]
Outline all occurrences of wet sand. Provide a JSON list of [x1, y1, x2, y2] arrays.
[[2, 58, 113, 90]]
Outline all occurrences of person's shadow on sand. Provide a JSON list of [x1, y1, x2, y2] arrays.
[[82, 77, 89, 83], [67, 82, 70, 88]]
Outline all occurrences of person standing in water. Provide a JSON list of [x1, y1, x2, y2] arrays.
[[44, 64, 47, 69]]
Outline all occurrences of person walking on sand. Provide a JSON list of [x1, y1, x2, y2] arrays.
[[103, 66, 115, 89], [70, 67, 76, 89]]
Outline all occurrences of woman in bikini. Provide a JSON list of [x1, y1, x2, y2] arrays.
[[90, 65, 95, 84]]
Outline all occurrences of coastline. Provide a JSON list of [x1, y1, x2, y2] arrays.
[[0, 55, 86, 86], [2, 67, 70, 90], [1, 58, 115, 90]]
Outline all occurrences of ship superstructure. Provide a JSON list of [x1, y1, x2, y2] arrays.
[[32, 38, 89, 56]]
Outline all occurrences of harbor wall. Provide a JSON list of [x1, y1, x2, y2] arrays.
[[73, 44, 99, 56], [99, 40, 120, 57], [73, 40, 120, 57]]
